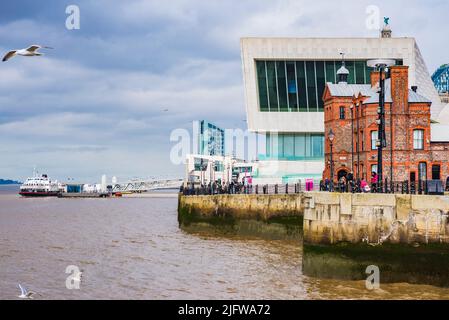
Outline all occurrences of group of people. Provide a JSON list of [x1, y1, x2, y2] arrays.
[[320, 171, 379, 193], [181, 177, 253, 196]]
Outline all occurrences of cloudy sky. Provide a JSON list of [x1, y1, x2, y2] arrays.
[[0, 0, 447, 182]]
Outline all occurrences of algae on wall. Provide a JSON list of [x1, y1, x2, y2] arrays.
[[178, 194, 304, 240]]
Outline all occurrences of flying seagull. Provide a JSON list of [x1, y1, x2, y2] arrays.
[[18, 283, 39, 299], [2, 45, 53, 62]]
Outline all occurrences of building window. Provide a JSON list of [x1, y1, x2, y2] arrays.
[[263, 133, 324, 160], [255, 59, 374, 112], [371, 164, 378, 174], [413, 129, 424, 150], [432, 164, 441, 180], [371, 131, 378, 150], [214, 161, 224, 172], [418, 162, 427, 181], [339, 106, 345, 119]]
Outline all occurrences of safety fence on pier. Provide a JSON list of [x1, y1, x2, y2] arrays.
[[182, 182, 317, 196], [181, 179, 448, 196]]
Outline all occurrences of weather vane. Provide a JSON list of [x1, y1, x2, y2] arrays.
[[384, 17, 390, 25]]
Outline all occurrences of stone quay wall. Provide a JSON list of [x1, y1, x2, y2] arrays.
[[303, 192, 449, 245], [178, 194, 304, 222]]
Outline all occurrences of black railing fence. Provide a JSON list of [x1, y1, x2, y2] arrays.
[[322, 178, 447, 195], [181, 181, 320, 196], [181, 178, 447, 196]]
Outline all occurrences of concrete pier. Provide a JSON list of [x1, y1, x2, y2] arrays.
[[178, 194, 304, 221], [303, 192, 449, 245], [178, 194, 304, 239]]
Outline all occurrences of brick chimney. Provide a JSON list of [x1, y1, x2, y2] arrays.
[[390, 66, 409, 113]]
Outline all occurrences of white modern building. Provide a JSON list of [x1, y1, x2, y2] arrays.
[[240, 30, 445, 183], [184, 154, 260, 186]]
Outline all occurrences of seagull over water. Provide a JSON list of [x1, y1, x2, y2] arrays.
[[2, 45, 53, 62], [18, 284, 39, 299]]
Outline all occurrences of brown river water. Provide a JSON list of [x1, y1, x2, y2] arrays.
[[1, 185, 449, 300]]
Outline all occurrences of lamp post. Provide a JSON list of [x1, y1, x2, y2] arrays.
[[368, 59, 395, 193], [328, 129, 335, 191], [355, 102, 360, 180], [350, 104, 354, 175]]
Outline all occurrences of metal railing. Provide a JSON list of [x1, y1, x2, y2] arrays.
[[181, 179, 448, 196], [181, 181, 320, 196], [319, 179, 447, 195]]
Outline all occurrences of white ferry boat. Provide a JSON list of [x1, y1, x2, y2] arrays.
[[19, 173, 60, 197]]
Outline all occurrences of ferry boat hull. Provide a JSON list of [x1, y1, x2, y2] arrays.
[[19, 191, 60, 197]]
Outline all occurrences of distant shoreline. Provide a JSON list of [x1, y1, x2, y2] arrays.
[[0, 180, 22, 185]]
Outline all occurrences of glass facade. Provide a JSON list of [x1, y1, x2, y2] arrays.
[[255, 60, 406, 112], [261, 133, 324, 160], [432, 64, 449, 93], [198, 120, 225, 156]]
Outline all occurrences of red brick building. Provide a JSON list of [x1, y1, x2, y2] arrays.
[[322, 65, 449, 185]]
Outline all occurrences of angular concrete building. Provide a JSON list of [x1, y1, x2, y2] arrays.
[[240, 34, 444, 183]]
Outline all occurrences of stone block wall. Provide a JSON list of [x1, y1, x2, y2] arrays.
[[178, 194, 304, 222], [303, 191, 449, 245]]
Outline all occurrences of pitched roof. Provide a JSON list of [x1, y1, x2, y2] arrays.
[[326, 82, 372, 97], [327, 78, 432, 104]]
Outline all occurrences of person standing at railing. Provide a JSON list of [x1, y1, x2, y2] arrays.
[[338, 175, 346, 192], [371, 172, 378, 193], [347, 172, 354, 193], [324, 178, 330, 191]]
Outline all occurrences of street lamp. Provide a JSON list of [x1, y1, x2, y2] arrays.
[[328, 129, 335, 191], [355, 102, 360, 180], [350, 104, 354, 175], [367, 59, 395, 193]]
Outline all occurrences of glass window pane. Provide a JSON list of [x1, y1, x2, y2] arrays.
[[315, 61, 325, 111], [265, 132, 271, 156], [305, 61, 317, 111], [311, 134, 324, 157], [266, 61, 279, 111], [413, 129, 424, 149], [294, 134, 305, 157], [256, 61, 269, 111], [346, 61, 355, 84], [286, 62, 298, 111], [355, 61, 365, 84], [283, 134, 294, 157], [305, 134, 311, 157], [365, 65, 373, 84], [325, 61, 336, 83], [276, 61, 289, 112], [371, 130, 378, 150], [339, 106, 345, 119], [418, 162, 427, 180], [296, 61, 308, 111], [278, 134, 284, 157]]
